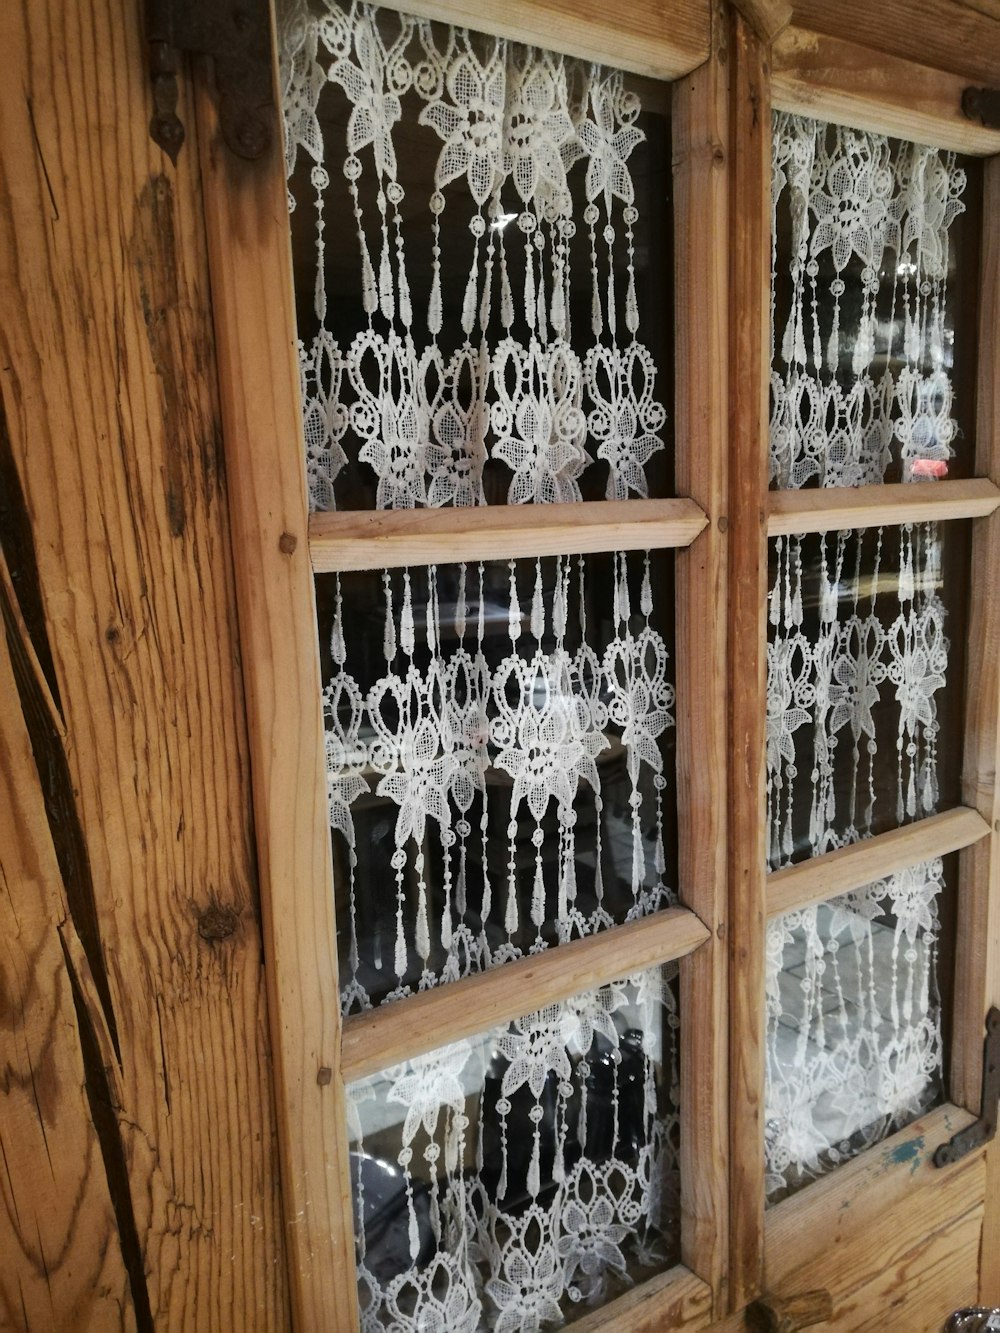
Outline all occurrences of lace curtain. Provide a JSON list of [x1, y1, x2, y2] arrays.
[[323, 554, 676, 1014], [765, 858, 944, 1201], [349, 967, 679, 1330], [281, 0, 668, 510], [764, 113, 965, 1198], [765, 113, 966, 868]]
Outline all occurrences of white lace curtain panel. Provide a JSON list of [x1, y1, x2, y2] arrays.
[[326, 554, 676, 1016], [764, 113, 966, 1199], [765, 858, 944, 1201], [281, 0, 667, 509], [349, 969, 679, 1330]]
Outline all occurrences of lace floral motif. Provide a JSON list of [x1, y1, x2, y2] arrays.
[[350, 968, 680, 1329], [324, 553, 675, 1012], [281, 0, 668, 509], [765, 859, 944, 1200], [770, 113, 966, 490], [766, 526, 948, 869]]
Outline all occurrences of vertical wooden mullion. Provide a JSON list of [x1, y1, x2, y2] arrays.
[[726, 5, 772, 1312], [672, 7, 731, 1309], [193, 58, 360, 1333], [953, 154, 1000, 1303]]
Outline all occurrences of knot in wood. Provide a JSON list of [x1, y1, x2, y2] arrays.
[[197, 903, 240, 942]]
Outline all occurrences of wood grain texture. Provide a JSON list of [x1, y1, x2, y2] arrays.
[[790, 0, 1000, 87], [571, 1264, 714, 1331], [765, 1105, 985, 1330], [341, 907, 711, 1082], [0, 2, 288, 1329], [673, 21, 731, 1307], [731, 0, 793, 43], [953, 158, 1000, 1121], [727, 10, 772, 1312], [358, 0, 710, 78], [772, 27, 1000, 155], [764, 1102, 979, 1286], [0, 559, 134, 1331], [193, 44, 360, 1333], [766, 807, 991, 919], [982, 1134, 1000, 1302], [767, 478, 1000, 538], [955, 163, 1000, 1309], [309, 497, 708, 571]]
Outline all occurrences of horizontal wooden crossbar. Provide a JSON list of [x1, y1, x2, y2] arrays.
[[772, 27, 1000, 157], [570, 1263, 713, 1331], [309, 498, 709, 572], [340, 905, 710, 1083], [766, 478, 1000, 538], [766, 806, 991, 920]]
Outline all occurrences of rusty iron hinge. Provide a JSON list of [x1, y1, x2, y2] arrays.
[[145, 0, 274, 164], [935, 1006, 1000, 1167], [962, 87, 1000, 130]]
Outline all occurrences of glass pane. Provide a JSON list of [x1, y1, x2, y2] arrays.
[[347, 966, 680, 1326], [766, 521, 969, 870], [319, 550, 677, 1012], [770, 112, 980, 489], [765, 856, 949, 1203], [281, 0, 673, 510]]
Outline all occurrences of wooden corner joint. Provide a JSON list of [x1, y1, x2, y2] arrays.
[[729, 0, 793, 45]]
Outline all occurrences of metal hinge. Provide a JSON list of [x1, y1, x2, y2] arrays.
[[145, 0, 274, 164], [935, 1006, 1000, 1167], [962, 87, 1000, 130]]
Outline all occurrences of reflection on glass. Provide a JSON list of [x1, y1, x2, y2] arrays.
[[319, 551, 677, 1012], [765, 858, 946, 1203], [765, 522, 968, 870], [770, 113, 978, 489], [348, 966, 680, 1327], [281, 0, 672, 510]]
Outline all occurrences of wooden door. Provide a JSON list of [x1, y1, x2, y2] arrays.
[[193, 1, 1000, 1329]]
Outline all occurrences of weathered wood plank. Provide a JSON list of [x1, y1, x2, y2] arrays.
[[772, 27, 1000, 155], [0, 1, 289, 1327], [309, 498, 708, 572], [767, 478, 1000, 538], [362, 0, 710, 78], [193, 40, 361, 1333], [954, 159, 1000, 1119], [765, 1107, 985, 1330], [766, 807, 991, 920], [765, 1104, 985, 1327], [341, 907, 711, 1083], [673, 21, 731, 1305], [764, 1102, 979, 1286], [0, 560, 135, 1332], [791, 0, 1000, 87], [727, 9, 772, 1312]]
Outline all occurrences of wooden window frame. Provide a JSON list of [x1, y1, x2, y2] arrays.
[[195, 0, 729, 1327], [192, 1, 1000, 1325], [728, 17, 1000, 1315]]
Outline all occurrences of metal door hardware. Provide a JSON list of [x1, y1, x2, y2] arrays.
[[962, 87, 1000, 130], [145, 0, 274, 163], [934, 1006, 1000, 1167]]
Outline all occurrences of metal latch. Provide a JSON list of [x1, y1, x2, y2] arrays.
[[935, 1006, 1000, 1167], [145, 0, 274, 164], [962, 87, 1000, 130]]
